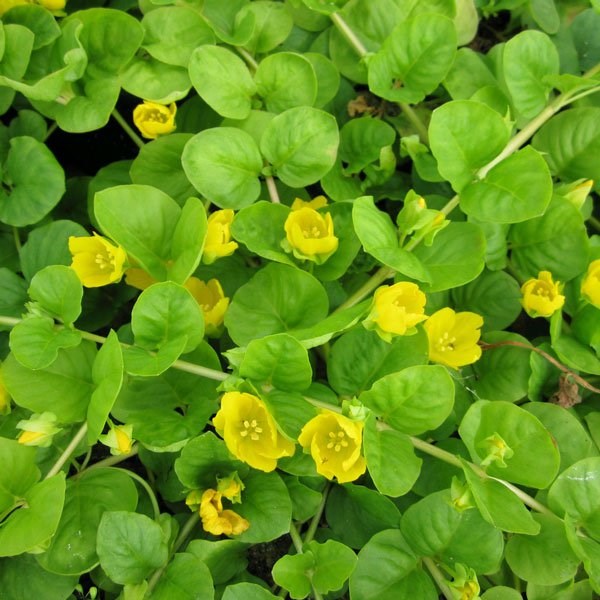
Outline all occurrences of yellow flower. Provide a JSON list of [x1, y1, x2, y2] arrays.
[[449, 565, 480, 600], [185, 277, 229, 336], [290, 196, 328, 211], [16, 412, 60, 448], [133, 101, 176, 140], [124, 267, 156, 291], [202, 209, 239, 265], [217, 472, 244, 504], [0, 369, 10, 416], [38, 0, 66, 9], [424, 308, 483, 369], [0, 0, 30, 16], [520, 271, 565, 318], [298, 411, 367, 484], [478, 432, 514, 468], [199, 489, 249, 536], [213, 392, 295, 472], [581, 259, 600, 309], [99, 423, 134, 456], [364, 282, 428, 341], [283, 207, 338, 264], [69, 233, 127, 288]]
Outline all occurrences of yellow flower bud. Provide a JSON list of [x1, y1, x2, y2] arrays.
[[217, 472, 244, 504], [478, 432, 514, 468], [99, 423, 134, 456], [298, 411, 367, 484], [581, 259, 600, 309], [520, 271, 565, 318], [202, 209, 239, 265], [132, 101, 176, 140], [69, 233, 127, 288], [213, 392, 295, 472], [0, 369, 10, 416], [199, 489, 249, 536], [283, 207, 338, 264], [185, 277, 229, 336], [364, 282, 428, 342], [16, 412, 60, 448], [424, 308, 483, 369], [290, 195, 328, 211]]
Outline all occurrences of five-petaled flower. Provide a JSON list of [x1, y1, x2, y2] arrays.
[[581, 259, 600, 309], [213, 392, 295, 472], [199, 489, 249, 536], [424, 307, 483, 369], [298, 411, 367, 483], [520, 271, 565, 318], [283, 206, 338, 264], [363, 282, 428, 342], [290, 195, 328, 211], [185, 278, 229, 336], [99, 423, 134, 456], [69, 233, 127, 287], [203, 209, 239, 264], [133, 101, 177, 139]]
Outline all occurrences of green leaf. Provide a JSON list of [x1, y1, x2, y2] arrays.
[[502, 30, 559, 118], [9, 316, 82, 370], [326, 484, 401, 549], [367, 14, 456, 104], [38, 468, 138, 575], [87, 330, 124, 445], [509, 197, 589, 281], [2, 5, 61, 50], [238, 1, 294, 54], [2, 341, 96, 423], [352, 196, 430, 282], [0, 136, 65, 227], [28, 265, 83, 324], [272, 552, 314, 599], [0, 474, 66, 557], [533, 107, 600, 183], [0, 438, 39, 511], [349, 530, 437, 600], [149, 553, 214, 600], [413, 222, 486, 292], [0, 268, 27, 320], [552, 334, 600, 377], [305, 53, 340, 108], [505, 513, 580, 585], [572, 9, 600, 70], [222, 583, 278, 600], [461, 461, 540, 535], [0, 24, 33, 112], [283, 475, 323, 522], [182, 128, 262, 209], [239, 333, 312, 391], [255, 52, 317, 113], [429, 100, 511, 192], [359, 365, 454, 434], [186, 539, 248, 585], [225, 263, 329, 346], [260, 107, 339, 188], [235, 471, 293, 544], [460, 147, 553, 223], [339, 118, 396, 175], [189, 45, 256, 119], [363, 414, 422, 497], [328, 328, 429, 396], [459, 400, 560, 489], [97, 511, 169, 585]]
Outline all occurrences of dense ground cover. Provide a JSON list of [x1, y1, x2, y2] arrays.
[[1, 0, 600, 598]]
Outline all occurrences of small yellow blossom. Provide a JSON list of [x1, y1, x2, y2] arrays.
[[185, 278, 229, 336], [99, 423, 134, 456], [199, 489, 249, 536], [0, 369, 10, 416], [363, 282, 428, 342], [213, 392, 295, 472], [449, 565, 480, 600], [298, 411, 367, 484], [217, 472, 244, 504], [478, 432, 514, 468], [133, 101, 176, 140], [424, 308, 483, 369], [185, 489, 203, 512], [202, 210, 238, 265], [581, 259, 600, 309], [69, 233, 127, 288], [16, 412, 60, 448], [283, 207, 338, 264], [520, 271, 565, 318], [290, 196, 328, 211]]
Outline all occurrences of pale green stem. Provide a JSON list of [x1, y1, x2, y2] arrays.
[[289, 522, 304, 553], [12, 227, 21, 253], [45, 422, 88, 480], [333, 266, 395, 312], [303, 483, 330, 544], [44, 122, 58, 142], [82, 444, 139, 472], [399, 102, 429, 145], [265, 175, 281, 203], [589, 215, 600, 232], [120, 468, 161, 521], [422, 557, 454, 600], [236, 46, 258, 71], [111, 108, 145, 150], [330, 12, 368, 58]]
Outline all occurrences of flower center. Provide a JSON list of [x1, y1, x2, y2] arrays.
[[146, 109, 168, 123], [303, 225, 323, 239], [436, 331, 456, 352], [326, 430, 349, 452], [95, 252, 115, 271], [240, 419, 263, 441]]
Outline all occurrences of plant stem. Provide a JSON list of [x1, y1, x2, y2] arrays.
[[330, 12, 368, 58], [12, 227, 21, 253], [422, 557, 453, 600], [81, 444, 139, 472], [45, 422, 88, 479], [120, 469, 161, 521], [334, 266, 395, 312], [589, 215, 600, 232], [111, 108, 145, 150], [236, 46, 258, 71], [265, 175, 281, 203], [303, 483, 330, 544], [44, 122, 58, 141], [399, 102, 429, 145]]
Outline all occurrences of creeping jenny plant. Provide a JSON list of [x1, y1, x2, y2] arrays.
[[1, 1, 600, 599]]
